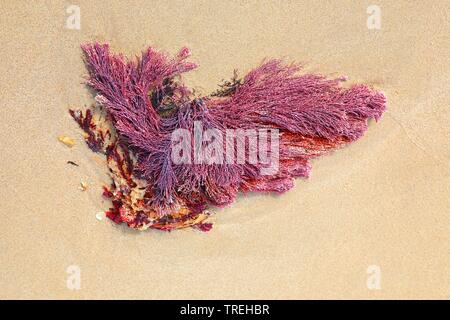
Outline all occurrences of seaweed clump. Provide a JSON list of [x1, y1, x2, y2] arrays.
[[70, 42, 386, 232]]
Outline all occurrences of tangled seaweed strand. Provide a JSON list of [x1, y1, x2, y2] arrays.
[[71, 42, 386, 231]]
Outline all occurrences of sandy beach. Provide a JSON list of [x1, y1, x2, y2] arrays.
[[0, 0, 448, 299]]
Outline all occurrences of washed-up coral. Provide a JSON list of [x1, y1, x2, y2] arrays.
[[70, 42, 386, 231]]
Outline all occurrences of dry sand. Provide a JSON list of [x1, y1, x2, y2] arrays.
[[0, 0, 449, 299]]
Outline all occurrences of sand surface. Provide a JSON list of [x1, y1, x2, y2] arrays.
[[0, 0, 449, 299]]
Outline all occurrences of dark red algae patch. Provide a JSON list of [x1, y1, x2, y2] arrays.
[[70, 42, 386, 232]]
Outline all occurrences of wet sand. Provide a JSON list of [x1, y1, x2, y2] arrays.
[[0, 0, 448, 299]]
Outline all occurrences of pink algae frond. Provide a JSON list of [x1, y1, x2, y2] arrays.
[[70, 42, 386, 232]]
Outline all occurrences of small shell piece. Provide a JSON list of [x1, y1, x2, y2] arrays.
[[58, 135, 75, 147], [95, 212, 104, 221], [79, 181, 88, 191]]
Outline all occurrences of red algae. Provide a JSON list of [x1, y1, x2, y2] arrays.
[[70, 42, 386, 232]]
